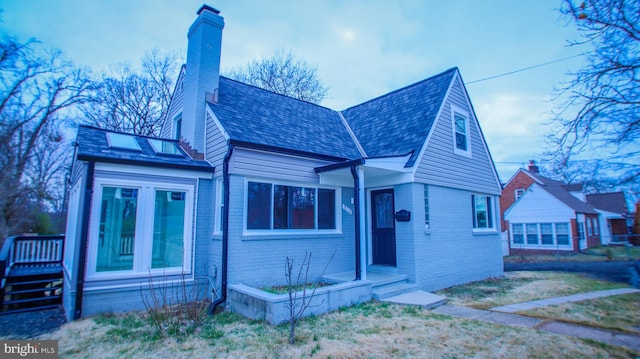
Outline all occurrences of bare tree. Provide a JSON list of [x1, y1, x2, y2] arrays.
[[284, 251, 334, 344], [227, 49, 329, 104], [547, 0, 639, 192], [0, 36, 92, 241], [82, 49, 179, 137]]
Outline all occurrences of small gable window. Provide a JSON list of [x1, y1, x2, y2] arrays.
[[451, 105, 471, 157], [515, 188, 525, 200]]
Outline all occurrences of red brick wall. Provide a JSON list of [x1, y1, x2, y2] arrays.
[[500, 171, 535, 231]]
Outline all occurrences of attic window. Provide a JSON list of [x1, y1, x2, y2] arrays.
[[107, 133, 141, 151], [451, 105, 471, 157], [148, 139, 182, 156]]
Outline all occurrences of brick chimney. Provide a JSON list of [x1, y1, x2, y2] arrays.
[[182, 5, 224, 153], [527, 160, 539, 173]]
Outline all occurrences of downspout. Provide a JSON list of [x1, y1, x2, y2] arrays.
[[74, 161, 95, 320], [208, 144, 233, 314], [350, 165, 361, 280]]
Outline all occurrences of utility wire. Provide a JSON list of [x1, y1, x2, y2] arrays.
[[467, 53, 587, 84]]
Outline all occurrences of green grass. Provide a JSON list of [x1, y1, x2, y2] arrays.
[[259, 282, 330, 294]]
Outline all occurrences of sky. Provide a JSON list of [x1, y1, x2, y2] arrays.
[[0, 0, 590, 182]]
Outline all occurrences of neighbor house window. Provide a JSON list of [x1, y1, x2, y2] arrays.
[[89, 179, 193, 278], [214, 179, 224, 234], [424, 185, 430, 229], [540, 223, 554, 245], [515, 188, 525, 200], [451, 106, 470, 156], [510, 222, 572, 247], [512, 224, 524, 244], [556, 223, 570, 245], [592, 218, 599, 235], [173, 115, 182, 141], [472, 194, 494, 230], [246, 181, 337, 231], [526, 223, 539, 244], [586, 218, 593, 236]]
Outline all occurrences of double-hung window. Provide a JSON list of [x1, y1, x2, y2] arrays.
[[472, 194, 494, 230], [246, 181, 338, 232], [89, 178, 193, 279]]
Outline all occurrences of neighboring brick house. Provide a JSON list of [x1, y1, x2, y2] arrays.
[[502, 161, 600, 254]]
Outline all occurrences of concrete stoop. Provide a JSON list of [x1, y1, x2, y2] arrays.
[[382, 290, 448, 309], [372, 282, 418, 300]]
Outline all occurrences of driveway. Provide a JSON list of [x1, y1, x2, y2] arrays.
[[504, 260, 640, 286]]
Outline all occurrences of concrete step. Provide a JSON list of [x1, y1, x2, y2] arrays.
[[372, 282, 418, 300], [383, 290, 448, 309]]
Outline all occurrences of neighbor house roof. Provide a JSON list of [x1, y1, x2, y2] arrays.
[[208, 77, 363, 161], [540, 183, 598, 214], [341, 67, 457, 167], [586, 192, 628, 214], [75, 125, 213, 171]]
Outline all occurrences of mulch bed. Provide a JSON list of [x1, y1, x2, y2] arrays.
[[0, 306, 67, 339]]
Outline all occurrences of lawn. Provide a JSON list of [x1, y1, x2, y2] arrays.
[[37, 271, 639, 358], [504, 245, 640, 263]]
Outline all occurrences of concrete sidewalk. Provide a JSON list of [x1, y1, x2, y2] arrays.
[[432, 288, 640, 351]]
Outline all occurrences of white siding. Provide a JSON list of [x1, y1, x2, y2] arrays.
[[415, 77, 500, 195], [205, 111, 228, 171], [230, 148, 332, 183], [160, 68, 185, 139], [505, 184, 575, 223]]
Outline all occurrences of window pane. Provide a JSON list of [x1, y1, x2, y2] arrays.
[[424, 185, 430, 228], [152, 190, 186, 268], [274, 185, 315, 229], [541, 223, 553, 245], [556, 223, 570, 245], [96, 187, 137, 272], [375, 193, 394, 229], [247, 182, 272, 229], [318, 188, 335, 229], [455, 115, 467, 151], [526, 223, 539, 244], [474, 195, 490, 228], [512, 224, 524, 244]]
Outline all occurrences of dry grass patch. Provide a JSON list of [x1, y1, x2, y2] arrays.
[[40, 301, 639, 358], [522, 292, 640, 334], [505, 245, 640, 263], [438, 271, 628, 309]]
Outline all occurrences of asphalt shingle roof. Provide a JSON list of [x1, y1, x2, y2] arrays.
[[209, 77, 362, 161], [341, 67, 457, 166], [75, 125, 213, 171], [586, 192, 629, 214]]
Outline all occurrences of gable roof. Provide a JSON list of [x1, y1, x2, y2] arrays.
[[586, 192, 628, 214], [341, 67, 457, 167], [208, 77, 362, 161], [75, 125, 213, 171], [539, 184, 597, 214]]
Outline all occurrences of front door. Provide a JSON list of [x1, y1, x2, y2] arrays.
[[371, 189, 396, 266]]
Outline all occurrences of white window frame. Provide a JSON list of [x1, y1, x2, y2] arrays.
[[510, 222, 573, 249], [451, 105, 471, 157], [87, 177, 194, 281], [515, 188, 525, 200], [243, 178, 342, 236], [424, 184, 430, 229], [472, 194, 496, 232], [214, 178, 224, 234]]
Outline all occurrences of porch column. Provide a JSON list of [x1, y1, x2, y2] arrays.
[[358, 166, 366, 280]]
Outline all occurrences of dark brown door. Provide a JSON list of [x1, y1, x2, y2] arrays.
[[371, 189, 396, 266]]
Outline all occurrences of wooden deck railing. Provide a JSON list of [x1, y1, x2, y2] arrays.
[[1, 235, 64, 278]]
